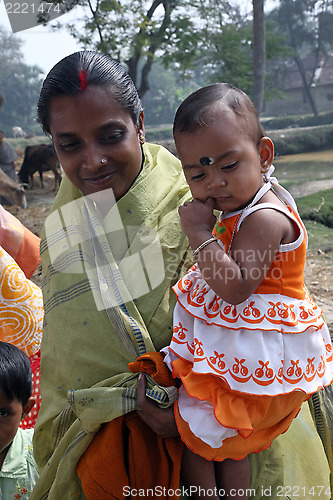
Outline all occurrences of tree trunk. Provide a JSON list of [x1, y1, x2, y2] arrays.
[[294, 53, 318, 116], [125, 0, 175, 98], [252, 0, 266, 115]]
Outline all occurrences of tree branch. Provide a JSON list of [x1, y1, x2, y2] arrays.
[[87, 0, 107, 53]]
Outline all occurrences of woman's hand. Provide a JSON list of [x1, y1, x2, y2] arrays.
[[178, 198, 216, 249], [136, 373, 179, 439]]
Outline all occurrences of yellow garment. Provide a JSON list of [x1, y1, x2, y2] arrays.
[[31, 143, 332, 499]]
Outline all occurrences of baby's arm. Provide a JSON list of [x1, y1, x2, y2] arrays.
[[179, 198, 294, 305]]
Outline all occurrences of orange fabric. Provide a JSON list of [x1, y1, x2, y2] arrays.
[[128, 350, 177, 387], [77, 412, 182, 500], [172, 357, 308, 461], [0, 247, 43, 357], [76, 352, 183, 499]]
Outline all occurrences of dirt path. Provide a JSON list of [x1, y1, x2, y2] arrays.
[[289, 179, 333, 198]]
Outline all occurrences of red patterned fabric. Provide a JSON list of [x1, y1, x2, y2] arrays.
[[20, 350, 41, 429]]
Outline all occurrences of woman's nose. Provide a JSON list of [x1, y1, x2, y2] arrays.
[[82, 146, 106, 171]]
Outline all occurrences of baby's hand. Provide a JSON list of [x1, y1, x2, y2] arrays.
[[179, 198, 216, 239]]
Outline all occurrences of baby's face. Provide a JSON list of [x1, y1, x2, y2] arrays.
[[175, 108, 269, 213], [0, 387, 23, 465]]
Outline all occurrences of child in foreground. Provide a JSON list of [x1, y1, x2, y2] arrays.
[[162, 83, 333, 499], [0, 341, 39, 498]]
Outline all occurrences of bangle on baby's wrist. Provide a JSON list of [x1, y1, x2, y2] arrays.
[[192, 237, 217, 259]]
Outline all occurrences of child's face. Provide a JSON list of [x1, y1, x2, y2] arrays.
[[175, 105, 273, 213], [0, 387, 24, 462]]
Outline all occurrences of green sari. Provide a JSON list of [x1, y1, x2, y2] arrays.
[[31, 143, 332, 499]]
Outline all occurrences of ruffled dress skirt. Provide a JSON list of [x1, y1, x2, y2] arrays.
[[163, 264, 333, 461]]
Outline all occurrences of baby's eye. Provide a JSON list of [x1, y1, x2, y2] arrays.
[[221, 161, 237, 170], [191, 173, 205, 181], [0, 410, 8, 418]]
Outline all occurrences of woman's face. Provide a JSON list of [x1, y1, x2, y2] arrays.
[[49, 86, 144, 200]]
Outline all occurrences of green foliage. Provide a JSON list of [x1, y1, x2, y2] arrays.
[[0, 27, 44, 136], [54, 0, 266, 98], [297, 189, 333, 228], [141, 62, 199, 125], [304, 220, 333, 253], [270, 124, 333, 156]]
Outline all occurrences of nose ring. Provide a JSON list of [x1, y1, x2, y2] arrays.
[[100, 159, 107, 165]]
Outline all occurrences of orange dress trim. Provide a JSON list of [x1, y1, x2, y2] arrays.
[[173, 357, 307, 461]]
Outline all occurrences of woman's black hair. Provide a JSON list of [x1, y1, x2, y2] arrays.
[[0, 342, 32, 408], [173, 82, 265, 143], [37, 51, 143, 134]]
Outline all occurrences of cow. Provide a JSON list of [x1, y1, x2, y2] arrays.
[[12, 126, 26, 138], [0, 169, 27, 208], [19, 144, 62, 190]]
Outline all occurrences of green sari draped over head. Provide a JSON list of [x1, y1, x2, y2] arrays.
[[31, 143, 332, 499]]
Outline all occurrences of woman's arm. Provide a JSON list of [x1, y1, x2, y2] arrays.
[[136, 373, 180, 438]]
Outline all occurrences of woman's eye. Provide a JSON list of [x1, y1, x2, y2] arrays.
[[59, 141, 80, 152], [0, 411, 8, 418], [101, 130, 123, 143]]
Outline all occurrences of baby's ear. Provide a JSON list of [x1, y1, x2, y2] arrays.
[[258, 137, 274, 173], [21, 397, 35, 421]]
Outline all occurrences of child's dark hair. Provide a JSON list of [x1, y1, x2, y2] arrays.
[[173, 82, 265, 144], [0, 342, 32, 408], [37, 50, 143, 135]]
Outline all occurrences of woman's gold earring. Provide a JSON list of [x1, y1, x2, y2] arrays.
[[139, 133, 145, 144]]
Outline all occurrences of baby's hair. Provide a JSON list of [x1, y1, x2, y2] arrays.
[[173, 83, 265, 144], [37, 51, 143, 134], [0, 342, 32, 408]]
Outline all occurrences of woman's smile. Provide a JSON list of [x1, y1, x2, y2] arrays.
[[83, 169, 117, 185]]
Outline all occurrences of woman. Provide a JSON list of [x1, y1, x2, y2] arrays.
[[31, 51, 332, 499]]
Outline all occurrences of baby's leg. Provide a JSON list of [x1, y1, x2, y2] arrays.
[[215, 456, 250, 499], [181, 446, 221, 500]]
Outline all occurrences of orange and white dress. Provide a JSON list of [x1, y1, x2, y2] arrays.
[[163, 169, 333, 461]]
